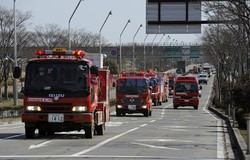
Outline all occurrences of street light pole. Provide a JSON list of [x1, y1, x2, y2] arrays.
[[143, 34, 149, 71], [119, 19, 131, 73], [151, 34, 157, 69], [68, 0, 84, 50], [13, 0, 18, 106], [151, 34, 158, 55], [99, 11, 112, 54], [163, 36, 170, 46], [132, 24, 142, 70]]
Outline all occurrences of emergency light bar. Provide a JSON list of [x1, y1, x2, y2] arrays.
[[121, 71, 146, 77], [35, 48, 87, 57]]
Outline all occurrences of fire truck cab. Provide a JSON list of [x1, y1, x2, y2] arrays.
[[173, 76, 200, 110], [115, 72, 152, 117], [14, 48, 110, 139]]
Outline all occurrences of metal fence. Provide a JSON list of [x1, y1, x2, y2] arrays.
[[0, 108, 23, 118]]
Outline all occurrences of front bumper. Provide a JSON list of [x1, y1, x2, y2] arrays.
[[116, 104, 149, 113], [173, 98, 199, 106], [22, 112, 93, 125]]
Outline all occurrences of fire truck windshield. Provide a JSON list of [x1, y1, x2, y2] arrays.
[[175, 82, 198, 92], [117, 78, 149, 94], [25, 61, 88, 93]]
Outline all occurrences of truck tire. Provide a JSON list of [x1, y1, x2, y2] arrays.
[[159, 101, 162, 106], [144, 110, 149, 117], [85, 125, 94, 139], [95, 124, 104, 135], [116, 110, 122, 117], [194, 106, 198, 110], [25, 127, 35, 139], [121, 112, 126, 116], [174, 105, 178, 109], [47, 130, 55, 136], [154, 101, 157, 106], [38, 128, 46, 136]]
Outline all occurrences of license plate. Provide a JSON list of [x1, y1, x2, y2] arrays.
[[128, 105, 136, 110], [184, 100, 189, 102], [48, 114, 64, 123]]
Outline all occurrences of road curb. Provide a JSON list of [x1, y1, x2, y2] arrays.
[[208, 106, 249, 160]]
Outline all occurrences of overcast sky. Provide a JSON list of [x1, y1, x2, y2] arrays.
[[0, 0, 203, 45]]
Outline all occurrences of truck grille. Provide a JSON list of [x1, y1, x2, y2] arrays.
[[41, 103, 72, 113], [121, 98, 143, 104]]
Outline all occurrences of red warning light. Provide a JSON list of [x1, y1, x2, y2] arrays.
[[35, 50, 45, 55], [72, 50, 87, 57]]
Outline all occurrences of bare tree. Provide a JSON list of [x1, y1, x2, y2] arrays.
[[0, 6, 31, 99], [30, 24, 67, 49]]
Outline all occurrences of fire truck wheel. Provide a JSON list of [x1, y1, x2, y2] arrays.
[[25, 127, 35, 139], [159, 101, 162, 106], [47, 130, 55, 136], [38, 129, 46, 136], [194, 106, 198, 110], [96, 124, 104, 135], [116, 111, 122, 117], [85, 126, 94, 139], [144, 110, 149, 117], [154, 101, 157, 106], [121, 112, 126, 116], [174, 105, 178, 109]]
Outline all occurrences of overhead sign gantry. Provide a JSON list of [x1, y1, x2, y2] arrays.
[[146, 0, 225, 34]]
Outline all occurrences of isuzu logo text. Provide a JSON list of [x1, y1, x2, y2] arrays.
[[48, 94, 65, 98]]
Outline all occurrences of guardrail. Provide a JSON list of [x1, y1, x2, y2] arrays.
[[0, 107, 23, 118]]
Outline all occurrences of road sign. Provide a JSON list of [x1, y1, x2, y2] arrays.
[[111, 50, 117, 56], [146, 0, 201, 34]]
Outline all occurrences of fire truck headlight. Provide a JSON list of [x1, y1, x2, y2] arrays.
[[142, 105, 147, 109], [26, 106, 41, 111], [117, 105, 123, 109], [152, 93, 157, 95], [72, 106, 87, 112]]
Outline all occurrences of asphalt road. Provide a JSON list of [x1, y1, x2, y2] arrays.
[[0, 75, 232, 160]]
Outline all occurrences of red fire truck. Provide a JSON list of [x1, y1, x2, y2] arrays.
[[115, 72, 152, 117], [173, 76, 200, 110], [14, 48, 110, 139]]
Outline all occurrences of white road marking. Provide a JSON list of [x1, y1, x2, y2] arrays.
[[1, 134, 24, 140], [135, 139, 194, 143], [132, 142, 181, 151], [29, 141, 52, 149], [170, 129, 190, 132], [150, 120, 156, 123], [72, 127, 140, 156], [217, 120, 226, 159], [0, 155, 204, 159], [202, 77, 225, 159], [140, 124, 148, 127]]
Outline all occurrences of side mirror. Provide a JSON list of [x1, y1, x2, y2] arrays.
[[13, 67, 21, 79], [90, 66, 99, 76], [200, 86, 202, 90], [20, 87, 25, 94]]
